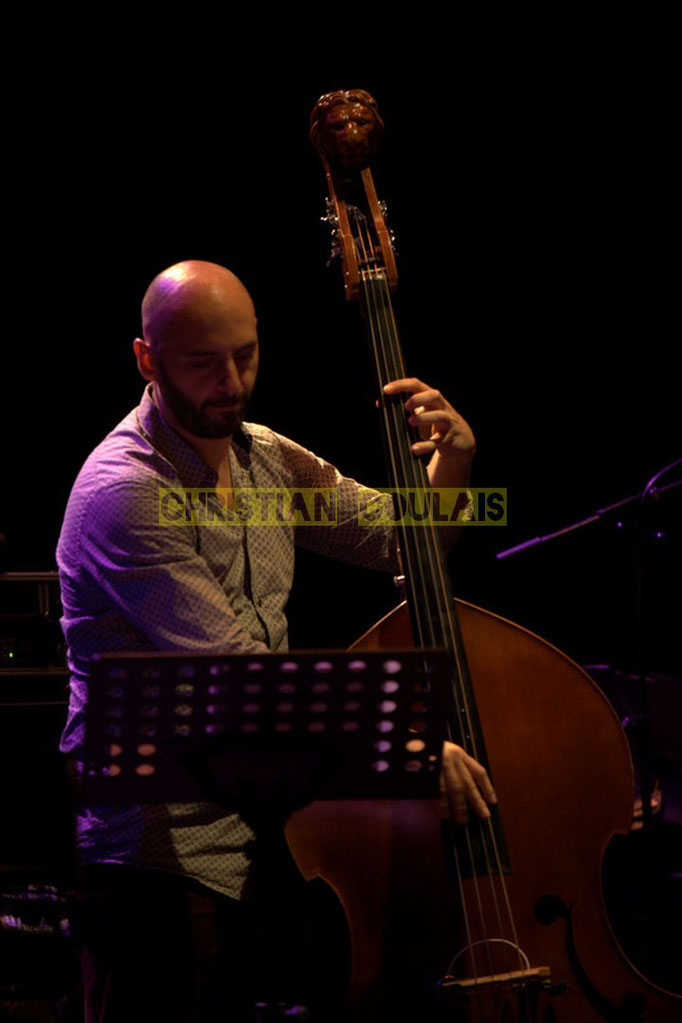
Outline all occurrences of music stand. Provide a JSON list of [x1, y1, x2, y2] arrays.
[[81, 649, 449, 816]]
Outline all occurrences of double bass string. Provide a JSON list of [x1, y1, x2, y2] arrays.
[[359, 270, 442, 648], [356, 258, 489, 1001], [352, 213, 438, 638], [359, 265, 529, 1005], [351, 177, 527, 1002], [358, 272, 521, 1016], [358, 270, 495, 1000], [359, 272, 488, 990]]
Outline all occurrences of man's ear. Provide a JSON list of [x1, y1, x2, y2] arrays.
[[133, 337, 157, 381]]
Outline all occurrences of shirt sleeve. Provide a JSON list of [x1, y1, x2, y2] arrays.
[[271, 432, 402, 573], [70, 478, 270, 655]]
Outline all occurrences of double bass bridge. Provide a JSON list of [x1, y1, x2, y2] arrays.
[[440, 965, 551, 992]]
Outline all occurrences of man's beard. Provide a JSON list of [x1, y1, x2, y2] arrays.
[[156, 359, 250, 438]]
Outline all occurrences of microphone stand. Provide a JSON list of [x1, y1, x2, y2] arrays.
[[496, 459, 682, 834]]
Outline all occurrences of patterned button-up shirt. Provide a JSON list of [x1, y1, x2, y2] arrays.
[[57, 384, 399, 898]]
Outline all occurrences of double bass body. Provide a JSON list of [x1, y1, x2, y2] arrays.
[[288, 600, 681, 1021]]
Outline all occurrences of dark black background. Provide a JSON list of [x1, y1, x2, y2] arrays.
[[2, 14, 678, 677]]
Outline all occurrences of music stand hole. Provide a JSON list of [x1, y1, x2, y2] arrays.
[[406, 739, 426, 753], [210, 664, 230, 677]]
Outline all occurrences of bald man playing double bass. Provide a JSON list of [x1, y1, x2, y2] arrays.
[[58, 260, 496, 1021]]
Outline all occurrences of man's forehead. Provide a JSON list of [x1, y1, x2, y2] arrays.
[[164, 277, 254, 315], [178, 338, 258, 355], [160, 313, 258, 354], [155, 285, 256, 333]]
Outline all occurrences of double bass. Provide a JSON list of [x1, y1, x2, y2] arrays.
[[286, 89, 681, 1022]]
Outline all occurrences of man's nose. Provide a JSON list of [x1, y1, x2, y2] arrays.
[[218, 357, 242, 395]]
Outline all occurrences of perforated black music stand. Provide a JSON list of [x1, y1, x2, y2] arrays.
[[81, 649, 449, 814]]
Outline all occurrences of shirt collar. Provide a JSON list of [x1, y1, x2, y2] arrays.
[[135, 384, 253, 488]]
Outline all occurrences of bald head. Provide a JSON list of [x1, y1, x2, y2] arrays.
[[142, 260, 256, 355], [136, 260, 259, 440]]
